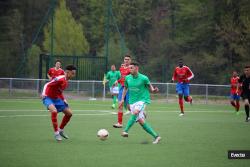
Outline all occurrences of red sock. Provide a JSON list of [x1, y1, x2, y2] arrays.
[[59, 114, 72, 130], [236, 101, 240, 111], [51, 112, 58, 132], [187, 96, 192, 102], [231, 101, 236, 107], [118, 112, 123, 124], [179, 98, 184, 113]]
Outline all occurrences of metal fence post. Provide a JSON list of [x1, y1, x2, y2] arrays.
[[77, 80, 80, 95], [205, 84, 208, 104], [9, 78, 13, 96], [166, 83, 169, 103], [92, 81, 95, 98]]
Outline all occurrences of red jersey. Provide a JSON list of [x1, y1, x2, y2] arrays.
[[42, 75, 68, 100], [118, 66, 130, 86], [230, 76, 240, 94], [172, 66, 194, 83], [48, 68, 65, 79]]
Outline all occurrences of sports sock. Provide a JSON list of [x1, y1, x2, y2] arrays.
[[141, 122, 158, 139], [185, 96, 192, 102], [51, 111, 58, 132], [113, 96, 117, 105], [236, 101, 240, 111], [231, 101, 236, 107], [245, 105, 249, 118], [179, 98, 184, 113], [59, 114, 72, 130], [124, 114, 137, 132], [118, 111, 123, 124]]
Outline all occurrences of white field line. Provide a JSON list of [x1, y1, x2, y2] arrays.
[[0, 109, 230, 118]]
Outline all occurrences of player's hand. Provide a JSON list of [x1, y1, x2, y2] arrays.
[[119, 100, 124, 108], [153, 86, 159, 93]]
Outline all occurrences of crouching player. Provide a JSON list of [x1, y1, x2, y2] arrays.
[[42, 65, 77, 141], [120, 62, 161, 144]]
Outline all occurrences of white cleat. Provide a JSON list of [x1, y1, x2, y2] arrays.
[[179, 113, 184, 116], [121, 131, 128, 137], [55, 133, 62, 141], [113, 123, 123, 128], [153, 136, 161, 144]]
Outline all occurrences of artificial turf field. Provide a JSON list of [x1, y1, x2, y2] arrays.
[[0, 99, 249, 167]]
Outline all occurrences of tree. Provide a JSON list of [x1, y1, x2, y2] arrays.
[[43, 0, 89, 55]]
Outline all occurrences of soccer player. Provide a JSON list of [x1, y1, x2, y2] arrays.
[[120, 62, 161, 144], [230, 71, 240, 113], [113, 54, 131, 128], [239, 66, 250, 122], [42, 65, 77, 141], [47, 59, 65, 80], [172, 59, 194, 116], [106, 64, 121, 109]]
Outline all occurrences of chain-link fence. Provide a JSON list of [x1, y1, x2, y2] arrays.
[[0, 78, 231, 104]]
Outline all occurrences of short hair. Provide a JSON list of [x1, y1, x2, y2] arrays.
[[130, 61, 139, 67], [65, 65, 77, 71], [55, 59, 61, 64], [244, 65, 250, 69], [124, 54, 131, 58]]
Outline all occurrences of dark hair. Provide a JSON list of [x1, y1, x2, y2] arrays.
[[244, 65, 250, 69], [55, 59, 62, 64], [65, 65, 77, 71], [124, 54, 131, 58], [130, 61, 139, 66]]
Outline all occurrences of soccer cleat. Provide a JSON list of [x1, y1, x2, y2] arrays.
[[112, 104, 115, 109], [179, 113, 184, 116], [55, 133, 62, 141], [246, 117, 250, 122], [113, 123, 123, 128], [153, 136, 161, 144], [59, 130, 69, 139], [121, 131, 128, 137]]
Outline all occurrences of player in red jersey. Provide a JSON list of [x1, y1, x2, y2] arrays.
[[172, 59, 194, 116], [230, 71, 240, 113], [113, 54, 131, 128], [47, 60, 65, 80], [42, 65, 77, 141]]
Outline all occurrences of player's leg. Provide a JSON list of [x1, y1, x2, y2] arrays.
[[176, 83, 184, 115], [124, 90, 130, 115], [183, 84, 192, 104], [113, 87, 124, 128], [235, 95, 240, 113], [59, 107, 72, 139], [42, 97, 62, 141], [230, 94, 236, 110], [243, 98, 250, 122]]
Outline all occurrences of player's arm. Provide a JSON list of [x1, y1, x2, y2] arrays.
[[47, 69, 52, 80], [172, 68, 177, 82], [119, 86, 128, 108], [183, 67, 194, 83], [149, 84, 159, 93]]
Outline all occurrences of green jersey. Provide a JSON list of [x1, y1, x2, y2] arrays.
[[106, 70, 121, 87], [125, 73, 151, 104]]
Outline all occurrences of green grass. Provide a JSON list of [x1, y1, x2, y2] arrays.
[[0, 99, 249, 167]]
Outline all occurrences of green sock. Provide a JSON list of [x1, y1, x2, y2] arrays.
[[113, 96, 117, 105], [124, 114, 137, 132], [141, 122, 158, 139]]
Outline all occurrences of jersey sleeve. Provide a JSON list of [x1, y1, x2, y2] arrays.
[[172, 68, 177, 81], [48, 68, 52, 76], [124, 76, 128, 88], [144, 75, 150, 85], [186, 67, 194, 80], [106, 72, 110, 80]]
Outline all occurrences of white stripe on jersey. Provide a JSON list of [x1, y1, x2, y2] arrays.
[[183, 65, 194, 81], [42, 75, 65, 97]]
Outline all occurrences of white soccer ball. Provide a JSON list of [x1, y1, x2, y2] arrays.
[[97, 129, 109, 140]]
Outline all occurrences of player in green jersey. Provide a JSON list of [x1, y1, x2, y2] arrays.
[[106, 65, 121, 108], [119, 62, 161, 144]]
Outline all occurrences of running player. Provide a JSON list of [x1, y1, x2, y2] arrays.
[[47, 60, 65, 80], [230, 71, 240, 114], [113, 54, 131, 128], [172, 59, 194, 116], [42, 65, 77, 141], [239, 66, 250, 122], [106, 64, 121, 109], [120, 62, 161, 144]]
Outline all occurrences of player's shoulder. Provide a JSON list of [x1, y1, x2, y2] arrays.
[[138, 73, 149, 80]]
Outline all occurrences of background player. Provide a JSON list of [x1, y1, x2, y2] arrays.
[[172, 59, 194, 116], [120, 62, 161, 144], [42, 65, 77, 141], [239, 66, 250, 122], [113, 54, 131, 128], [47, 59, 65, 80], [230, 71, 240, 114], [105, 64, 121, 109]]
